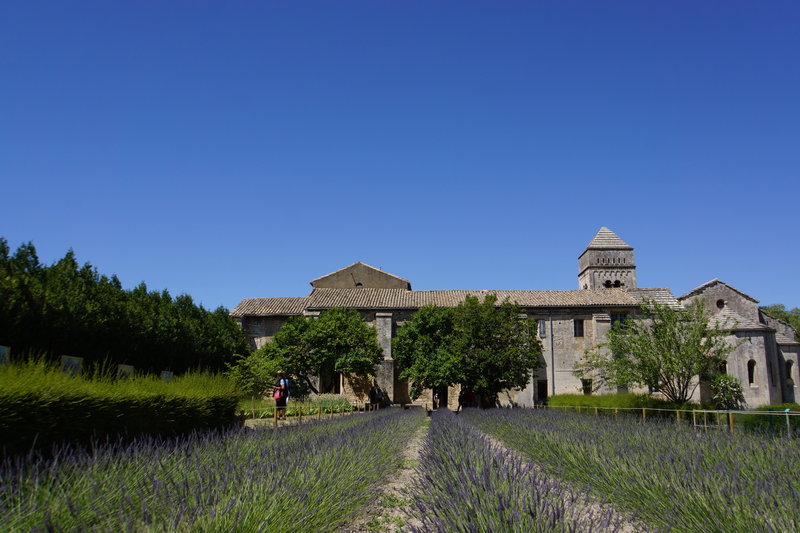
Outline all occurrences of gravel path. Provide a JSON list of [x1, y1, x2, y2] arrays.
[[341, 419, 428, 533]]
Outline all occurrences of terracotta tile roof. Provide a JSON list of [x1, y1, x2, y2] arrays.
[[627, 288, 681, 308], [230, 297, 310, 317], [305, 288, 637, 310]]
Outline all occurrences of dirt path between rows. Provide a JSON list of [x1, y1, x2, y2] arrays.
[[341, 420, 428, 533]]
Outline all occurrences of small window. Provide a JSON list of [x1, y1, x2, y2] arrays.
[[573, 319, 584, 337], [719, 361, 727, 375], [538, 319, 547, 338], [716, 299, 725, 309], [747, 360, 757, 385], [614, 280, 621, 287], [787, 361, 795, 386], [604, 280, 613, 288], [610, 313, 628, 325], [581, 379, 593, 395], [355, 282, 363, 288]]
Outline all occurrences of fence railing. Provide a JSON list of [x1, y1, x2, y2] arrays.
[[546, 405, 800, 438]]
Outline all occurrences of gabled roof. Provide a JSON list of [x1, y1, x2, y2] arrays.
[[309, 262, 411, 288], [677, 279, 759, 303], [582, 227, 632, 251], [230, 297, 310, 317]]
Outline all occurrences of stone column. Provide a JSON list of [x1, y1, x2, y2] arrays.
[[375, 313, 394, 402]]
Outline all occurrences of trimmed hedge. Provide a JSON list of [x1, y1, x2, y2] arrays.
[[547, 393, 699, 411], [0, 360, 239, 456]]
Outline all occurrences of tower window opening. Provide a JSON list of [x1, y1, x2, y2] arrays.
[[716, 299, 725, 309], [604, 280, 613, 288], [614, 280, 621, 287]]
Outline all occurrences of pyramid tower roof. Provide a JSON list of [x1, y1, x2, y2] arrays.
[[583, 227, 632, 251]]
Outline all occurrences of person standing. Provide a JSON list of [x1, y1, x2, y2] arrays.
[[273, 370, 289, 420]]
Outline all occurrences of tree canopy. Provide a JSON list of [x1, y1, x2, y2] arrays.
[[393, 294, 543, 401], [228, 307, 384, 396], [574, 299, 738, 404], [0, 238, 247, 373]]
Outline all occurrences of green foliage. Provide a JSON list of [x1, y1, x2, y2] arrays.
[[574, 299, 737, 404], [0, 358, 239, 455], [548, 393, 666, 409], [393, 294, 543, 400], [0, 239, 248, 373], [227, 308, 383, 395], [760, 304, 800, 341], [307, 307, 384, 376], [738, 403, 800, 433], [393, 305, 458, 398], [710, 373, 746, 409]]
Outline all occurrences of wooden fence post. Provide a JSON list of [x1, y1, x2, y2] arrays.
[[594, 407, 598, 416], [274, 407, 278, 428], [642, 408, 647, 423], [729, 412, 735, 434]]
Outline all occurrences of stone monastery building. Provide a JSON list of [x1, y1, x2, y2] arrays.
[[232, 228, 799, 409]]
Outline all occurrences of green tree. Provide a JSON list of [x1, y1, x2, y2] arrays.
[[394, 294, 543, 403], [574, 299, 738, 404], [229, 308, 384, 396], [393, 304, 458, 399]]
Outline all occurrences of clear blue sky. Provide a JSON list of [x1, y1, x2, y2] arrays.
[[2, 1, 799, 311]]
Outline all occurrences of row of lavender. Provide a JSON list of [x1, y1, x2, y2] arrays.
[[0, 408, 425, 532], [462, 408, 800, 533], [407, 410, 636, 532]]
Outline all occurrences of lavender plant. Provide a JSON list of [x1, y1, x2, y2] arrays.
[[463, 408, 800, 533], [407, 410, 633, 532], [0, 408, 424, 532]]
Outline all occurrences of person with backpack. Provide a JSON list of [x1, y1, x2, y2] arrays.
[[272, 370, 289, 420]]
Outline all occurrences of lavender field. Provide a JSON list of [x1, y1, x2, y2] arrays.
[[463, 409, 800, 533], [407, 410, 635, 533], [0, 409, 424, 532], [2, 407, 797, 532]]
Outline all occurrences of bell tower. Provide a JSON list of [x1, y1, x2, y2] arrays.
[[578, 227, 637, 290]]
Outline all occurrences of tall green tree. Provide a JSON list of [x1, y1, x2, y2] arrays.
[[0, 238, 248, 373], [393, 294, 543, 402], [574, 299, 738, 404]]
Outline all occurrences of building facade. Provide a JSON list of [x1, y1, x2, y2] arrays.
[[231, 228, 799, 408]]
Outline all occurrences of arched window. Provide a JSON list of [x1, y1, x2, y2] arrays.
[[604, 280, 613, 288], [719, 361, 727, 374], [614, 280, 621, 287], [747, 360, 757, 385], [787, 360, 795, 386], [716, 299, 725, 309]]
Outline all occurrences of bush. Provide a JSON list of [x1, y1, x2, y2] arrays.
[[710, 374, 745, 409], [0, 359, 240, 456]]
